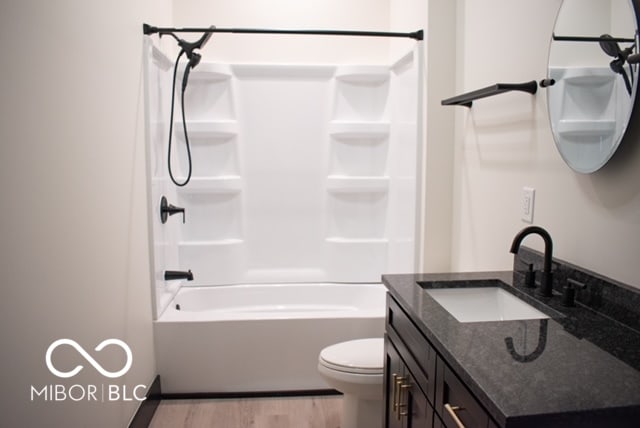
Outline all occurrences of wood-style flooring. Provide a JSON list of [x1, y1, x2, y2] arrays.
[[148, 395, 343, 428]]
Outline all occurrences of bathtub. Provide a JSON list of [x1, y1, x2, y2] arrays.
[[154, 282, 387, 393]]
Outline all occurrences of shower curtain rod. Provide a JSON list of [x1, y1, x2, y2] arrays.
[[143, 23, 423, 41]]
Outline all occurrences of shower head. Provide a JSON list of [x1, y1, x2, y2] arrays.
[[599, 34, 622, 58], [176, 26, 214, 91], [599, 34, 635, 95], [599, 33, 635, 61]]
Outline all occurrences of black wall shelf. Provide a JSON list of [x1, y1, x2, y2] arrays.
[[441, 80, 538, 107]]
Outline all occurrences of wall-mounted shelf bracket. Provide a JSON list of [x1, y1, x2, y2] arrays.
[[441, 80, 538, 107]]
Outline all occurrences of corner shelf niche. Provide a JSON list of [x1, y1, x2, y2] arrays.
[[180, 63, 235, 121], [328, 121, 390, 139], [333, 66, 390, 122], [176, 176, 242, 193], [335, 65, 390, 84], [185, 63, 232, 82], [174, 121, 239, 177], [178, 239, 243, 247], [326, 176, 389, 193], [556, 119, 615, 138], [174, 120, 238, 139]]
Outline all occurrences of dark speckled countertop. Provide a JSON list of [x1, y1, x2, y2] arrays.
[[382, 271, 640, 428]]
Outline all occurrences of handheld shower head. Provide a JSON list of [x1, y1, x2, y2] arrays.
[[182, 52, 202, 91], [166, 25, 215, 187], [599, 34, 636, 95]]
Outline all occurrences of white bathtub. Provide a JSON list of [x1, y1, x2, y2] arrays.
[[154, 282, 386, 394]]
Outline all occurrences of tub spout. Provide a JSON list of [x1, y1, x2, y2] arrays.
[[164, 270, 194, 281]]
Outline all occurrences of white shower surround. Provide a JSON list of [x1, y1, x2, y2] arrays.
[[144, 39, 423, 318]]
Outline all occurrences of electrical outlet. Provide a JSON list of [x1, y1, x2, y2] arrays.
[[522, 187, 535, 223]]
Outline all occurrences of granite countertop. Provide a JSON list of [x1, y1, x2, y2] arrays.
[[382, 271, 640, 427]]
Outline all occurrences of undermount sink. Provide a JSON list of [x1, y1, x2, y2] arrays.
[[425, 286, 549, 323]]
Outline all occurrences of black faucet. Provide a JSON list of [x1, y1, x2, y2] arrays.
[[164, 270, 194, 281], [510, 226, 554, 297]]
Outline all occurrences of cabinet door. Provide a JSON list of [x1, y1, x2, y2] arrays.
[[384, 336, 406, 428]]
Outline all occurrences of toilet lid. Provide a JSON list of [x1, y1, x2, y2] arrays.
[[319, 338, 384, 375]]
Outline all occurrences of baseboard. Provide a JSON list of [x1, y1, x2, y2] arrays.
[[161, 388, 341, 400], [127, 378, 339, 425], [128, 375, 162, 428]]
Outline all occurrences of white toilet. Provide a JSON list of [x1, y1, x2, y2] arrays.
[[318, 338, 384, 428]]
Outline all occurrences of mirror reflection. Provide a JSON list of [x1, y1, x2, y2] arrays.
[[504, 319, 548, 363], [547, 0, 639, 173]]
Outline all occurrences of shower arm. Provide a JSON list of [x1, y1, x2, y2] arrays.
[[143, 23, 424, 41]]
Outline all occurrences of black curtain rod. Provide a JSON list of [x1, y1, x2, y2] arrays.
[[552, 34, 635, 43], [143, 23, 423, 41]]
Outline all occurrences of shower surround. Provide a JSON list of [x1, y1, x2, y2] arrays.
[[143, 38, 423, 392]]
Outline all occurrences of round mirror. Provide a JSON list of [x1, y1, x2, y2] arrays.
[[547, 0, 639, 173]]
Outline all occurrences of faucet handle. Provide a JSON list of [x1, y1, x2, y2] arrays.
[[160, 196, 186, 224], [524, 264, 536, 288], [562, 278, 585, 307]]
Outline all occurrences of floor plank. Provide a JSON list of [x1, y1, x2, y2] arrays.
[[149, 395, 343, 428]]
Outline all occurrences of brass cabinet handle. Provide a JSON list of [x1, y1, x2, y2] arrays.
[[392, 373, 399, 414], [444, 403, 465, 428], [398, 383, 411, 417], [394, 375, 407, 420]]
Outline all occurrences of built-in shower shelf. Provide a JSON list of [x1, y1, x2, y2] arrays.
[[329, 121, 390, 138], [335, 65, 389, 84], [326, 237, 388, 244], [326, 176, 389, 192], [188, 63, 233, 81], [174, 120, 238, 139], [557, 119, 615, 137], [177, 176, 242, 193], [564, 74, 614, 86], [179, 239, 243, 247]]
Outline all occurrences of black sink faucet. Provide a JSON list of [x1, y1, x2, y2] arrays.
[[510, 226, 554, 297]]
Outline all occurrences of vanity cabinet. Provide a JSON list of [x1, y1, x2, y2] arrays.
[[384, 294, 497, 428]]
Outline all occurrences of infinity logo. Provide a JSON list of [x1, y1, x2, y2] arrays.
[[45, 339, 133, 379]]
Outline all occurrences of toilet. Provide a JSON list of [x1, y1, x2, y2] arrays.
[[318, 338, 384, 428]]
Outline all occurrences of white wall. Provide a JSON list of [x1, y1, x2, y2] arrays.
[[172, 0, 391, 64], [0, 0, 170, 426], [447, 0, 640, 289]]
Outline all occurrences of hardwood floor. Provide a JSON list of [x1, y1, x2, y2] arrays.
[[148, 395, 343, 428]]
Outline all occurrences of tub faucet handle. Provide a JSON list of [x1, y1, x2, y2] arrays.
[[160, 196, 186, 224]]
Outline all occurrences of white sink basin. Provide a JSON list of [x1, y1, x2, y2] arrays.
[[425, 287, 549, 323]]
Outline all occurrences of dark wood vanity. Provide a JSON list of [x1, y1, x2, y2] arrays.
[[382, 271, 640, 428]]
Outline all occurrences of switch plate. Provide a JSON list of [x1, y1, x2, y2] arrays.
[[522, 187, 535, 223]]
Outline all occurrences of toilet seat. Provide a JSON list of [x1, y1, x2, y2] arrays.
[[319, 338, 384, 375]]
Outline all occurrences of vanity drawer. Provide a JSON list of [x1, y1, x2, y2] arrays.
[[436, 359, 491, 428], [386, 295, 437, 403]]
